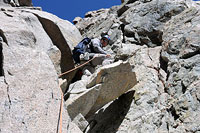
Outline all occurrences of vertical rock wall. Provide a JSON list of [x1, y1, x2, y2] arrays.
[[1, 0, 200, 132], [72, 0, 200, 132], [0, 5, 82, 133]]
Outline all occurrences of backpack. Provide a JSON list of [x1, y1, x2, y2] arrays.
[[72, 37, 91, 64]]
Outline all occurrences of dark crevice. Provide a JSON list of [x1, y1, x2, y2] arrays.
[[197, 98, 200, 103], [166, 71, 170, 81], [167, 106, 179, 120], [86, 90, 135, 133], [160, 55, 168, 73], [117, 5, 130, 17], [114, 55, 130, 62], [51, 92, 54, 99], [3, 12, 13, 17], [166, 122, 169, 133], [0, 42, 4, 76], [124, 30, 139, 43], [120, 24, 126, 43], [160, 39, 170, 88], [85, 13, 92, 18], [35, 16, 74, 72], [180, 49, 200, 59], [164, 86, 168, 94], [70, 69, 82, 83], [7, 71, 13, 76], [127, 0, 138, 4], [85, 23, 93, 31], [124, 28, 134, 38], [181, 81, 187, 94], [0, 29, 8, 44], [148, 30, 163, 46], [83, 120, 97, 133], [159, 12, 174, 23], [123, 28, 144, 45]]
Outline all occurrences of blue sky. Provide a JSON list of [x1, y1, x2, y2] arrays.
[[32, 0, 121, 22]]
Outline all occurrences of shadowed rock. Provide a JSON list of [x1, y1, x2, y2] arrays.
[[65, 61, 137, 120], [22, 9, 82, 92]]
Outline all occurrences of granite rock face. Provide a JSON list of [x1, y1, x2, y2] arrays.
[[65, 61, 137, 120], [0, 5, 82, 133], [72, 0, 200, 132], [1, 0, 200, 132], [160, 7, 200, 132]]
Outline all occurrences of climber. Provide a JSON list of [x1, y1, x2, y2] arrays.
[[81, 35, 111, 64], [73, 35, 113, 80], [73, 35, 112, 64]]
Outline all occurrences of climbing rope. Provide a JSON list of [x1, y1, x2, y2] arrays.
[[58, 56, 96, 78], [57, 56, 96, 133]]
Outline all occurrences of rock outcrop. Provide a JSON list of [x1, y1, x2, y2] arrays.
[[1, 0, 200, 132], [65, 61, 137, 119], [0, 3, 82, 133], [72, 0, 200, 132]]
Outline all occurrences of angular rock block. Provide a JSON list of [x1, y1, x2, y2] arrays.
[[65, 61, 137, 119]]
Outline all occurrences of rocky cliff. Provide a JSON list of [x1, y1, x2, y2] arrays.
[[0, 0, 200, 133], [0, 1, 82, 132], [73, 0, 200, 132]]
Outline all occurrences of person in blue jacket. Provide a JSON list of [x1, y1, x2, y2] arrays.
[[80, 35, 113, 79], [80, 35, 111, 66]]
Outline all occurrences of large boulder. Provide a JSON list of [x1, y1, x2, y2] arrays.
[[115, 43, 147, 60], [87, 61, 137, 114], [65, 61, 137, 119], [120, 0, 187, 47], [87, 46, 168, 132], [0, 7, 82, 132], [21, 9, 83, 92], [0, 40, 64, 132], [22, 9, 82, 73], [65, 83, 100, 120], [161, 7, 200, 62], [0, 7, 82, 76]]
